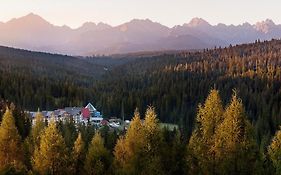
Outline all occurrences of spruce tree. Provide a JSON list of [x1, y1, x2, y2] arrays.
[[62, 117, 77, 148], [0, 107, 24, 172], [84, 132, 111, 175]]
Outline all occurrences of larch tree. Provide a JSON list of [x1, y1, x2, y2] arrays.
[[24, 110, 45, 169], [268, 127, 281, 174], [114, 109, 145, 174], [114, 107, 164, 175], [84, 132, 111, 175], [31, 111, 46, 145], [72, 132, 85, 175], [214, 91, 258, 175], [32, 118, 68, 175], [0, 107, 24, 172], [187, 89, 224, 174], [114, 136, 127, 173], [142, 106, 164, 175]]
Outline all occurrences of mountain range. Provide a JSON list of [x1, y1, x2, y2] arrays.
[[1, 13, 281, 55]]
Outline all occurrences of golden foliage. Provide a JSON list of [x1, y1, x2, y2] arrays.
[[114, 107, 164, 175], [114, 109, 145, 174], [72, 132, 85, 174], [0, 108, 24, 171], [187, 89, 224, 174], [31, 111, 45, 147], [268, 127, 281, 174], [84, 132, 110, 175], [32, 118, 68, 175], [214, 91, 258, 174]]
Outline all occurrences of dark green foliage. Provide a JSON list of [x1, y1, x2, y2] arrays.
[[93, 39, 281, 139], [1, 40, 281, 141], [0, 46, 105, 110], [0, 101, 31, 140], [61, 117, 78, 148], [99, 126, 118, 151], [1, 39, 281, 174], [161, 128, 185, 175]]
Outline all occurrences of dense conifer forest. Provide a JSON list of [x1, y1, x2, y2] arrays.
[[1, 39, 281, 174], [1, 40, 281, 136], [93, 39, 281, 138], [1, 90, 281, 174]]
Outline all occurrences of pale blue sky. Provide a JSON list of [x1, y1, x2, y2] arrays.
[[0, 0, 280, 28]]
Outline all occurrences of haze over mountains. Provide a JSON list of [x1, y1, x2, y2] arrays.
[[1, 13, 281, 55]]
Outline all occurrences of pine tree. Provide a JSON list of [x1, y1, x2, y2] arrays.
[[187, 89, 224, 174], [162, 128, 185, 175], [72, 132, 85, 175], [84, 132, 111, 175], [33, 118, 68, 175], [62, 117, 77, 148], [268, 127, 281, 174], [0, 107, 24, 172], [214, 91, 258, 175]]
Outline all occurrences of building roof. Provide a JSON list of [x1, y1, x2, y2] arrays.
[[64, 107, 82, 115], [85, 103, 97, 112], [100, 119, 109, 126]]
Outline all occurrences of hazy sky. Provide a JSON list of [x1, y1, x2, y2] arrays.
[[0, 0, 280, 28]]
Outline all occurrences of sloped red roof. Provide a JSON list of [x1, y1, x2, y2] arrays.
[[81, 108, 90, 119], [100, 119, 109, 126]]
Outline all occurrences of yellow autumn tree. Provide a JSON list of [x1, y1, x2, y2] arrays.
[[84, 132, 111, 175], [114, 135, 127, 172], [268, 127, 281, 174], [72, 132, 85, 175], [31, 111, 45, 147], [0, 107, 24, 172], [24, 110, 46, 170], [142, 106, 164, 175], [187, 89, 224, 174], [214, 91, 258, 175], [114, 107, 164, 175], [32, 118, 68, 175], [114, 109, 145, 174]]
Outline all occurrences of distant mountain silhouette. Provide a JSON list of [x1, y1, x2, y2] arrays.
[[1, 14, 281, 55]]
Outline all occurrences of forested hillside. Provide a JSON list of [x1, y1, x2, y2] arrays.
[[0, 46, 107, 109], [93, 39, 281, 139], [1, 39, 281, 174], [1, 40, 281, 140]]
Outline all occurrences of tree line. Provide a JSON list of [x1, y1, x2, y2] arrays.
[[93, 39, 281, 139], [1, 90, 281, 174], [1, 40, 281, 143]]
